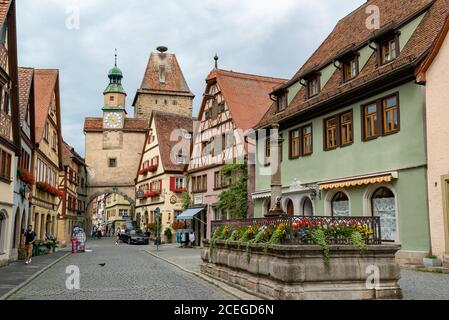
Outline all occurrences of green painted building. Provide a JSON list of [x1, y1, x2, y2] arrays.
[[253, 0, 449, 264]]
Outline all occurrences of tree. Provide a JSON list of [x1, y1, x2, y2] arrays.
[[217, 162, 248, 219]]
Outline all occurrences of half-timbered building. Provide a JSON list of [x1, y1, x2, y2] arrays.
[[31, 69, 63, 241], [0, 0, 21, 267], [187, 69, 285, 237], [134, 111, 193, 242]]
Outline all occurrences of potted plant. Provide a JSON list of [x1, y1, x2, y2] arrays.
[[164, 228, 173, 243], [423, 254, 443, 267]]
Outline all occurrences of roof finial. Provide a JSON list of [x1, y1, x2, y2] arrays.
[[214, 53, 219, 69], [114, 48, 118, 67]]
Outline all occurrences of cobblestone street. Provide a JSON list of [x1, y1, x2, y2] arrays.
[[2, 239, 449, 300], [6, 240, 234, 300]]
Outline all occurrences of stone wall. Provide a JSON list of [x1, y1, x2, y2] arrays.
[[134, 93, 193, 120], [201, 240, 402, 300]]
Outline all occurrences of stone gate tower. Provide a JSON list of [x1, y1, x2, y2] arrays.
[[84, 54, 148, 211], [132, 46, 194, 120]]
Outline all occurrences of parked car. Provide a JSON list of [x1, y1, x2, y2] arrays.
[[119, 229, 150, 245]]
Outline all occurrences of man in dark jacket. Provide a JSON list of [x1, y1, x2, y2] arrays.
[[24, 225, 36, 265]]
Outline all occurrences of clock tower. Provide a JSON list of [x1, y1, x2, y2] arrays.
[[103, 51, 126, 130]]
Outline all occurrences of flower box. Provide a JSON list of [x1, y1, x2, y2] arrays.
[[36, 182, 64, 198], [139, 168, 149, 175], [148, 164, 158, 172], [17, 168, 36, 185], [172, 188, 187, 194]]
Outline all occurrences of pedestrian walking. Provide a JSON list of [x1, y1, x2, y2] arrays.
[[24, 225, 36, 265], [184, 231, 190, 248], [92, 226, 97, 240], [115, 229, 121, 245], [189, 231, 195, 248]]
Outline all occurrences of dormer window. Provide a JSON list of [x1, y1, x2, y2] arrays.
[[277, 92, 288, 112], [342, 55, 359, 82], [379, 36, 399, 66], [306, 75, 320, 98]]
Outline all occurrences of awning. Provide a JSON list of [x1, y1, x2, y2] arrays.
[[319, 174, 394, 190], [176, 207, 205, 220]]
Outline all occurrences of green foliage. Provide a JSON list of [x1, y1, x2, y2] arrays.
[[350, 230, 366, 253], [181, 174, 192, 211], [217, 162, 248, 219], [164, 228, 173, 238], [311, 228, 330, 264]]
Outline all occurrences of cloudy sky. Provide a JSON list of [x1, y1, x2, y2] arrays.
[[16, 0, 365, 156]]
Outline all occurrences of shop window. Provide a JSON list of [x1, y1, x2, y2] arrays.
[[371, 187, 396, 242], [331, 192, 350, 217]]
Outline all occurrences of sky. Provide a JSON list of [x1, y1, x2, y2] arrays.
[[16, 0, 365, 156]]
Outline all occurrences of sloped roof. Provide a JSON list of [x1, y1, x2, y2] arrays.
[[153, 111, 193, 172], [257, 0, 449, 128], [204, 69, 286, 132], [62, 141, 85, 167], [34, 69, 58, 143], [18, 67, 34, 126], [0, 0, 11, 28], [138, 52, 194, 96], [84, 117, 148, 132]]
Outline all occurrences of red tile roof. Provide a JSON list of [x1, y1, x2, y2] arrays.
[[153, 111, 193, 172], [257, 0, 449, 128], [0, 0, 11, 28], [84, 117, 148, 132], [204, 69, 286, 132], [62, 140, 85, 166], [34, 69, 58, 143], [138, 52, 194, 96], [18, 67, 34, 126]]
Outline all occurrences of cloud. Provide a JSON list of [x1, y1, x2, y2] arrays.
[[16, 0, 364, 156]]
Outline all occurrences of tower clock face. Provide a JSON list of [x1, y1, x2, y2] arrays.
[[104, 112, 123, 129]]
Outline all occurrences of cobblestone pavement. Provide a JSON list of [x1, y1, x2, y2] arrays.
[[400, 269, 449, 300], [0, 250, 69, 298], [146, 243, 202, 273], [7, 239, 234, 300]]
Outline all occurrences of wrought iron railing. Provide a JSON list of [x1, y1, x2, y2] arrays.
[[211, 215, 382, 245]]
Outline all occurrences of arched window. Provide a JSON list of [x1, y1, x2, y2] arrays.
[[286, 199, 294, 216], [371, 187, 396, 242], [331, 192, 350, 216], [302, 197, 314, 216]]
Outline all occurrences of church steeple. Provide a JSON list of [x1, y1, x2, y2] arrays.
[[103, 50, 127, 112]]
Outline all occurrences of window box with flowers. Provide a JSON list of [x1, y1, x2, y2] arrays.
[[36, 182, 64, 198], [139, 167, 149, 176], [170, 176, 186, 193], [17, 168, 36, 185]]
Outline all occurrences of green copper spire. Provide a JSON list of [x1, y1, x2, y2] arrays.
[[104, 49, 126, 95]]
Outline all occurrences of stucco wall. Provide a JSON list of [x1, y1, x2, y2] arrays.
[[85, 130, 146, 189], [256, 82, 427, 190], [425, 30, 449, 256], [254, 81, 429, 255]]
